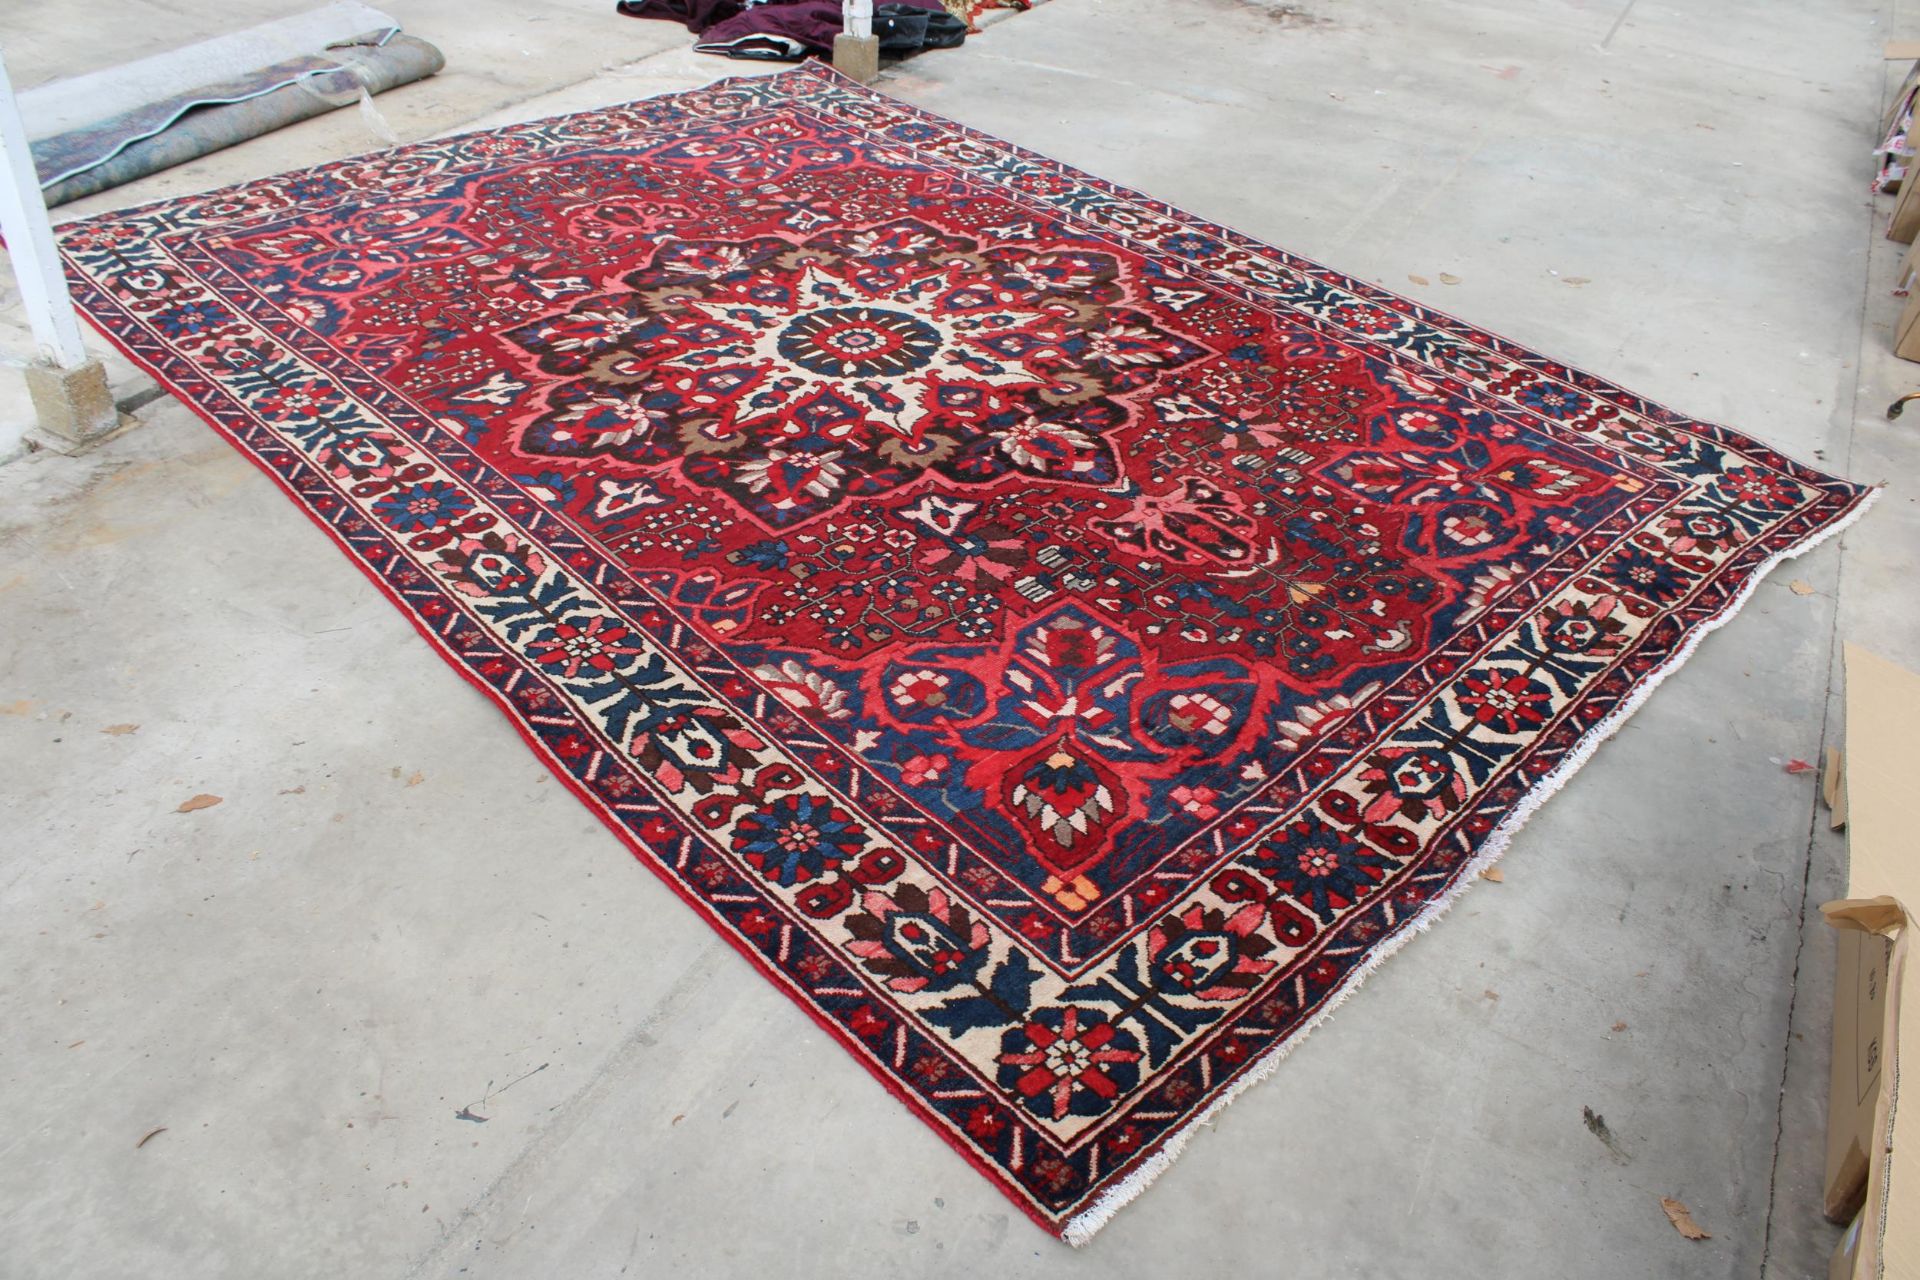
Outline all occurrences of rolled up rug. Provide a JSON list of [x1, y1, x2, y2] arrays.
[[20, 3, 443, 207]]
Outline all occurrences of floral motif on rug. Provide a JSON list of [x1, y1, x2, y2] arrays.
[[58, 64, 1871, 1241]]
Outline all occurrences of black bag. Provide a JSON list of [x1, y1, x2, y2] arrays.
[[871, 4, 966, 52]]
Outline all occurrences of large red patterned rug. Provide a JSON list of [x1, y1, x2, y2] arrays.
[[60, 64, 1872, 1241]]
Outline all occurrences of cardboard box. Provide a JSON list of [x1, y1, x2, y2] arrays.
[[1885, 58, 1920, 139], [1820, 898, 1902, 1224], [1894, 241, 1920, 361], [1878, 60, 1920, 194], [1822, 646, 1920, 1279], [1889, 168, 1920, 244], [1894, 287, 1920, 362]]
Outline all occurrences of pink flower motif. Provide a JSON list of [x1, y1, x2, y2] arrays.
[[1170, 784, 1220, 819], [900, 753, 948, 787]]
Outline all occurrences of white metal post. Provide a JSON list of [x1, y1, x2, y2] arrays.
[[834, 0, 878, 81], [0, 43, 91, 371], [844, 0, 873, 41], [0, 41, 119, 455]]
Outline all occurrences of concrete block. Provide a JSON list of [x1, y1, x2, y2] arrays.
[[832, 33, 881, 83], [23, 357, 119, 448]]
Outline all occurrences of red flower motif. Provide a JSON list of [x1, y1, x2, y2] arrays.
[[1718, 465, 1800, 511], [1016, 914, 1054, 943], [1457, 670, 1553, 734], [1136, 883, 1173, 908], [530, 616, 641, 679], [964, 1104, 1005, 1140], [997, 1007, 1142, 1121]]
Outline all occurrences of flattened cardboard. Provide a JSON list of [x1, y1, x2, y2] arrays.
[[1824, 645, 1920, 1280]]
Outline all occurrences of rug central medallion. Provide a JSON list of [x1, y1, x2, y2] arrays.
[[501, 222, 1205, 529]]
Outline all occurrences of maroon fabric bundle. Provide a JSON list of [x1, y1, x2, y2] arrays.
[[618, 0, 945, 57]]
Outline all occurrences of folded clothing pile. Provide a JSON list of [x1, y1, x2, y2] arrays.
[[617, 0, 963, 60]]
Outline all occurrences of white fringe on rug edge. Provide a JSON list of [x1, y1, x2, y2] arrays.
[[1061, 488, 1879, 1246]]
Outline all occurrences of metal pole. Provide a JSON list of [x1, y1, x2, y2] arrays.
[[0, 43, 93, 371], [845, 0, 873, 42]]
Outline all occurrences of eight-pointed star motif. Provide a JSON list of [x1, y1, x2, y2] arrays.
[[503, 220, 1212, 528]]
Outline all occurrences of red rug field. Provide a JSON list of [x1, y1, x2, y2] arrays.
[[57, 64, 1873, 1241]]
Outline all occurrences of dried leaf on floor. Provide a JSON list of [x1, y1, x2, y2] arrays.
[[1479, 866, 1505, 882], [1659, 1196, 1711, 1240], [1788, 579, 1815, 596], [101, 724, 139, 736], [405, 772, 425, 787], [279, 785, 305, 795], [1563, 276, 1592, 286], [1611, 1020, 1628, 1033], [175, 794, 223, 813], [1407, 273, 1430, 286], [135, 1127, 167, 1149], [1439, 272, 1463, 285]]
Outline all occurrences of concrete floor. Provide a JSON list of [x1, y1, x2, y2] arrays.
[[2, 0, 1917, 1276]]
